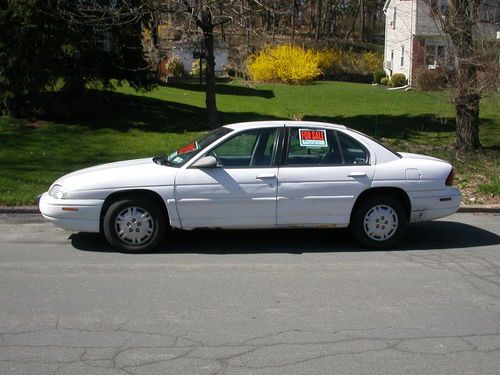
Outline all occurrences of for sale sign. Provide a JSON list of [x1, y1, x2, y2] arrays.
[[299, 129, 328, 147]]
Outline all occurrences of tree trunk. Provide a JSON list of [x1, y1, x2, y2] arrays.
[[203, 33, 220, 129], [453, 60, 481, 150], [314, 0, 323, 44], [219, 0, 226, 41], [343, 0, 361, 44], [360, 0, 365, 42], [445, 0, 482, 151], [271, 2, 276, 44], [272, 14, 276, 44], [198, 9, 220, 129], [199, 54, 203, 86], [454, 91, 481, 150], [325, 0, 337, 38], [196, 8, 220, 129]]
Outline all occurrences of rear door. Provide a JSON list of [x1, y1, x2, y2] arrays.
[[277, 127, 374, 226]]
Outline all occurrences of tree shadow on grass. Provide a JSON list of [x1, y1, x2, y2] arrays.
[[164, 82, 275, 99], [304, 114, 497, 142], [304, 114, 457, 138], [32, 90, 459, 139], [70, 220, 500, 254], [33, 90, 280, 133], [22, 89, 496, 142]]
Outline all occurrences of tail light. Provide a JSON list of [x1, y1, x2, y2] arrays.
[[445, 168, 455, 186]]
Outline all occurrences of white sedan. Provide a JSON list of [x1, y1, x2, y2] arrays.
[[39, 121, 461, 252]]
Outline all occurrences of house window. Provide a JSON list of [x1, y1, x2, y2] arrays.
[[436, 45, 445, 63], [400, 46, 404, 66], [439, 1, 449, 14], [391, 50, 394, 64], [425, 43, 446, 67], [481, 2, 496, 22], [425, 45, 435, 66], [430, 0, 449, 16], [392, 8, 397, 29]]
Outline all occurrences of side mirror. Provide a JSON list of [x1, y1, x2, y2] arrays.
[[191, 155, 218, 168]]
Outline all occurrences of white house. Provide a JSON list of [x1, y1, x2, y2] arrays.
[[171, 38, 228, 75], [383, 0, 499, 84]]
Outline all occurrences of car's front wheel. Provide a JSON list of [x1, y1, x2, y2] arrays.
[[103, 198, 167, 253], [351, 195, 408, 249]]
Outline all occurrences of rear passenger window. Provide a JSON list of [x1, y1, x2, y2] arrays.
[[286, 128, 342, 166], [337, 131, 369, 164]]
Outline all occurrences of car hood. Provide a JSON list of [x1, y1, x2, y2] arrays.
[[398, 152, 445, 163], [54, 158, 178, 191]]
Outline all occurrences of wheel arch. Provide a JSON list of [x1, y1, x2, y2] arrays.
[[99, 189, 170, 232], [350, 187, 411, 224]]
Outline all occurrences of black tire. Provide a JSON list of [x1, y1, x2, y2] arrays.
[[103, 198, 167, 253], [350, 195, 408, 249]]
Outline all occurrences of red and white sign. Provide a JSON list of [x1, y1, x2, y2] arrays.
[[299, 129, 328, 147], [177, 142, 198, 154]]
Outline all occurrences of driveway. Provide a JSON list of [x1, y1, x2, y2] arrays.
[[1, 213, 499, 374]]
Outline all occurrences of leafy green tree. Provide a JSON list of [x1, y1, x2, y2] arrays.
[[0, 0, 152, 116]]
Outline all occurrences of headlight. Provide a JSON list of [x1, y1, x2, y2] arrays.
[[49, 184, 67, 199]]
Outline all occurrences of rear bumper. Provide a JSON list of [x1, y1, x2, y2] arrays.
[[38, 192, 103, 232], [409, 187, 461, 222]]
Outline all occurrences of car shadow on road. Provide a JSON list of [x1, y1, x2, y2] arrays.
[[70, 220, 500, 254]]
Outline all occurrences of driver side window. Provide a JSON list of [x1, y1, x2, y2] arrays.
[[209, 128, 278, 168]]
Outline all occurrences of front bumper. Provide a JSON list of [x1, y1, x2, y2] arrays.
[[409, 187, 461, 222], [38, 192, 104, 232]]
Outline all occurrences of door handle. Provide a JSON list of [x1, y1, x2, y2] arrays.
[[348, 171, 367, 177], [256, 173, 276, 179]]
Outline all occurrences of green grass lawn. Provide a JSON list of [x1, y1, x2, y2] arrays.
[[0, 80, 498, 205]]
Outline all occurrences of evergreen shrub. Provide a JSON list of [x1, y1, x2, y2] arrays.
[[390, 73, 407, 87]]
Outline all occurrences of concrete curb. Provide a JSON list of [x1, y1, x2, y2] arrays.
[[1, 205, 499, 215], [0, 206, 40, 214], [458, 205, 500, 213]]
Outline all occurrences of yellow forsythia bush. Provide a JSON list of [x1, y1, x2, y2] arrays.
[[327, 50, 382, 75], [361, 51, 383, 72], [247, 45, 321, 84], [315, 50, 341, 76], [339, 50, 359, 71], [246, 45, 383, 83]]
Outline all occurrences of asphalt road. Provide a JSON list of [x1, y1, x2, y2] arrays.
[[1, 213, 499, 375]]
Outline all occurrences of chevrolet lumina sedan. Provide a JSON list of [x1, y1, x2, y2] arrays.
[[39, 121, 461, 252]]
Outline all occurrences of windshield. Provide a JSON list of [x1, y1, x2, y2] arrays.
[[162, 127, 233, 167]]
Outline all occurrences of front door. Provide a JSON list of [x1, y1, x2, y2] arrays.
[[175, 127, 280, 229]]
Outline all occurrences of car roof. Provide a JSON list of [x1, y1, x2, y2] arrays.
[[223, 121, 348, 131]]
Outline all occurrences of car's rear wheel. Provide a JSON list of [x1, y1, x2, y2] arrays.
[[351, 195, 407, 249], [103, 198, 166, 253]]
